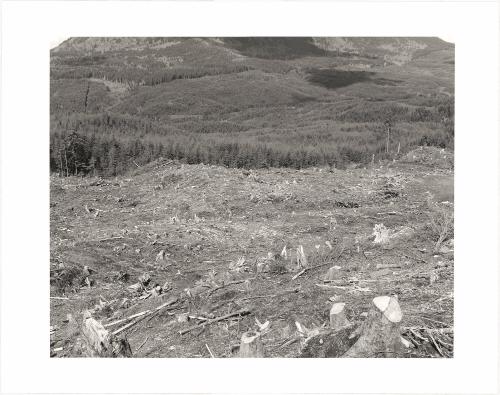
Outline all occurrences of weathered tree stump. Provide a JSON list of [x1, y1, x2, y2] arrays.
[[82, 311, 132, 357], [299, 325, 359, 358], [324, 266, 342, 282], [238, 331, 264, 357], [296, 245, 308, 269], [155, 249, 166, 262], [343, 295, 403, 358], [330, 302, 350, 329]]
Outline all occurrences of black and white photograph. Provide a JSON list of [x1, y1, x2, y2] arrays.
[[1, 1, 499, 393], [49, 37, 455, 358]]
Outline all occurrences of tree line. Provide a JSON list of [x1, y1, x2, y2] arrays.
[[50, 63, 252, 87], [50, 121, 453, 177]]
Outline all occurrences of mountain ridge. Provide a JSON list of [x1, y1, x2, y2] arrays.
[[50, 36, 454, 175]]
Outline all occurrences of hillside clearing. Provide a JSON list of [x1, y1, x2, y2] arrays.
[[50, 149, 454, 358]]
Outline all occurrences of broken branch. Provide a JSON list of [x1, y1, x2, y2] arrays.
[[179, 308, 251, 335]]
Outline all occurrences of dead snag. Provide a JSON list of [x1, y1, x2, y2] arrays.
[[82, 311, 132, 357], [330, 302, 350, 330], [238, 331, 264, 357], [343, 295, 403, 358]]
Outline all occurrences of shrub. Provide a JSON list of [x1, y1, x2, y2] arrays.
[[426, 199, 454, 252]]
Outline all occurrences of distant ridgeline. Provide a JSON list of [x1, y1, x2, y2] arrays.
[[50, 37, 454, 176]]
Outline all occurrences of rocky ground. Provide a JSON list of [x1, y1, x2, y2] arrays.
[[50, 147, 454, 358]]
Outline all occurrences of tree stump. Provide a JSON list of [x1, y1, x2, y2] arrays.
[[156, 250, 166, 262], [82, 311, 132, 357], [300, 326, 359, 358], [330, 302, 350, 329], [238, 331, 264, 357], [324, 266, 342, 282], [343, 295, 404, 358], [296, 245, 308, 269]]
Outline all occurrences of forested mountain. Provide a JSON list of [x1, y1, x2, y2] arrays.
[[50, 37, 454, 176]]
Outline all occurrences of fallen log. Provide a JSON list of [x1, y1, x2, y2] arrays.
[[343, 295, 404, 358], [205, 343, 216, 358], [112, 297, 178, 336], [375, 263, 401, 270], [402, 327, 453, 335], [291, 269, 306, 280], [179, 308, 251, 335], [104, 310, 150, 328]]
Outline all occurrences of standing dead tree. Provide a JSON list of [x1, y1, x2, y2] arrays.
[[384, 119, 392, 154]]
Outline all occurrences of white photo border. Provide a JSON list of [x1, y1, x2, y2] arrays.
[[1, 1, 498, 394]]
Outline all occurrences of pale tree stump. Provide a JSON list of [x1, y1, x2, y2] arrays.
[[238, 331, 264, 357], [82, 311, 132, 357], [330, 302, 350, 329], [296, 245, 308, 269], [343, 295, 403, 358], [300, 325, 358, 358], [324, 266, 342, 282]]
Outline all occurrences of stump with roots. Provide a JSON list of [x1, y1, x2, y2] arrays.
[[82, 310, 132, 357], [300, 325, 359, 358], [238, 331, 264, 357], [301, 303, 355, 357], [330, 302, 350, 330], [343, 295, 403, 358]]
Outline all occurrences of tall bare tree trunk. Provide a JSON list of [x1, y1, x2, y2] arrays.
[[386, 128, 390, 154], [59, 150, 63, 177], [64, 148, 69, 177]]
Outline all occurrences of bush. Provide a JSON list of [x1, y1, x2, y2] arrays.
[[426, 199, 454, 252]]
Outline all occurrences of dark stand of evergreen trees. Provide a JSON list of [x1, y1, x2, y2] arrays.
[[50, 122, 454, 178], [50, 90, 454, 177]]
